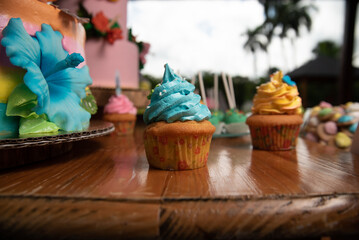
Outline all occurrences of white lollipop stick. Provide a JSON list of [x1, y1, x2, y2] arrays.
[[221, 72, 234, 109], [214, 74, 219, 111], [228, 74, 236, 109], [198, 71, 207, 106], [191, 75, 196, 85]]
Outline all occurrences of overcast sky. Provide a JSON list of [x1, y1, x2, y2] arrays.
[[128, 0, 356, 79]]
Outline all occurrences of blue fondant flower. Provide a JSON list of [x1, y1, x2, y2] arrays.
[[1, 18, 92, 131], [282, 75, 296, 86]]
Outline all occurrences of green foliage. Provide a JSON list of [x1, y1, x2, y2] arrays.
[[312, 40, 341, 58], [259, 0, 317, 40], [243, 0, 317, 59]]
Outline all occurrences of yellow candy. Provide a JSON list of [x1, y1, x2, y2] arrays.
[[331, 112, 342, 121], [335, 132, 352, 148], [345, 102, 353, 108]]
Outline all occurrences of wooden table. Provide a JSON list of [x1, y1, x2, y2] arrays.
[[1, 122, 359, 239]]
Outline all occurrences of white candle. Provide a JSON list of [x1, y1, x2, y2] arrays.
[[115, 70, 121, 96]]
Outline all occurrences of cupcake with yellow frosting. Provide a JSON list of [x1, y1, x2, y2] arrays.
[[143, 64, 215, 170], [246, 71, 303, 150]]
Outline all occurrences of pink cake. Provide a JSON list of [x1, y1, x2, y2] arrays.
[[57, 0, 140, 89]]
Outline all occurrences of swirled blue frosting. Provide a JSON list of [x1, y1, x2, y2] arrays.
[[143, 64, 211, 124]]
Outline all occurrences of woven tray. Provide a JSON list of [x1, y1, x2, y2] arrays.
[[0, 120, 114, 170]]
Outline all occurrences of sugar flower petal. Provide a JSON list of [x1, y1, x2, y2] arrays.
[[1, 18, 40, 68], [35, 23, 68, 78], [45, 66, 92, 131], [22, 61, 50, 113], [48, 90, 90, 131], [46, 66, 92, 100]]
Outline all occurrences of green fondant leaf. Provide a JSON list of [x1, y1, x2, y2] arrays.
[[19, 114, 59, 135], [6, 83, 38, 118], [81, 88, 98, 115]]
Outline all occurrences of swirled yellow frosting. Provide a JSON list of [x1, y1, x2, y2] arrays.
[[252, 71, 302, 115]]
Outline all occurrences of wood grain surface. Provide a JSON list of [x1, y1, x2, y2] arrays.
[[0, 122, 359, 239]]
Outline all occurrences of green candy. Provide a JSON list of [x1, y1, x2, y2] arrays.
[[318, 108, 333, 117], [224, 108, 247, 124]]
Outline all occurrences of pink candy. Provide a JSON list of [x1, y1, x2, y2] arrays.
[[324, 121, 337, 135], [305, 132, 318, 142], [319, 101, 332, 108]]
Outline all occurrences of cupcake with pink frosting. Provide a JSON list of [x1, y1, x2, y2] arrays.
[[103, 72, 137, 135]]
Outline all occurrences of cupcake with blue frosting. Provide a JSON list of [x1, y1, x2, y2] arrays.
[[143, 64, 215, 170]]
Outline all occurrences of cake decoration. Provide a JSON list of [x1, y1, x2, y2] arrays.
[[143, 64, 215, 170], [103, 71, 137, 135], [128, 29, 151, 70], [143, 64, 211, 125], [219, 72, 249, 135], [58, 0, 148, 89], [252, 71, 302, 115], [1, 18, 93, 134], [104, 72, 137, 115], [78, 4, 123, 44], [246, 70, 303, 151]]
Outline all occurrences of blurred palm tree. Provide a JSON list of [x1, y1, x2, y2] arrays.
[[258, 0, 317, 69], [243, 26, 268, 78]]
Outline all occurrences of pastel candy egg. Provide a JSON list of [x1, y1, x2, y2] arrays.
[[349, 122, 358, 133], [345, 102, 353, 109], [318, 108, 333, 117], [319, 101, 332, 108], [311, 106, 321, 116], [347, 102, 359, 112], [324, 121, 337, 135], [331, 112, 342, 121], [333, 106, 345, 114], [309, 117, 319, 126], [335, 132, 352, 148], [337, 115, 354, 123], [305, 132, 318, 142], [348, 111, 359, 118]]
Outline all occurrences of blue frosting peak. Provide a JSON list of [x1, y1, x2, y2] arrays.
[[143, 64, 211, 124], [282, 75, 296, 86]]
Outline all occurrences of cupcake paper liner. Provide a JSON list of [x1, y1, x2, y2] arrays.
[[144, 133, 213, 170], [113, 120, 136, 136], [248, 124, 301, 150]]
